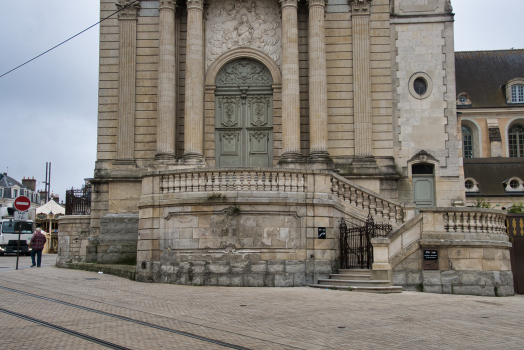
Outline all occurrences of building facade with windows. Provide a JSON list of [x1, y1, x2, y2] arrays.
[[57, 0, 514, 296], [456, 50, 524, 208], [0, 173, 41, 209]]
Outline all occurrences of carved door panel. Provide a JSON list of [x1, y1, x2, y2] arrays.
[[215, 92, 273, 167]]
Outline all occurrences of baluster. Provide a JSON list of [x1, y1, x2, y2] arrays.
[[160, 176, 165, 193], [455, 212, 462, 233], [362, 194, 370, 213], [396, 206, 403, 224], [290, 173, 297, 192], [282, 173, 289, 192], [472, 212, 479, 233], [368, 196, 377, 215], [206, 172, 213, 192], [299, 174, 305, 192], [180, 173, 186, 192], [168, 175, 175, 193], [467, 212, 474, 233], [389, 203, 396, 223], [487, 214, 493, 233], [199, 172, 206, 192], [449, 212, 456, 232], [478, 213, 486, 233], [173, 174, 179, 193], [376, 199, 384, 219], [382, 200, 390, 220], [219, 172, 226, 192], [263, 172, 270, 191], [331, 178, 338, 196], [350, 187, 357, 206], [444, 213, 449, 232], [356, 190, 363, 209]]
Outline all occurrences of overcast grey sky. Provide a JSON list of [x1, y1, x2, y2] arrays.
[[0, 0, 523, 202]]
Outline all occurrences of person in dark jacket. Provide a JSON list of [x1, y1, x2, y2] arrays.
[[30, 228, 47, 267]]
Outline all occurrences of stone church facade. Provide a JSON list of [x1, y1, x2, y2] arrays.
[[57, 0, 514, 296]]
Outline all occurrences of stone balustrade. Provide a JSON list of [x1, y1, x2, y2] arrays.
[[160, 170, 307, 194], [155, 169, 406, 225], [330, 174, 405, 224], [443, 209, 506, 235]]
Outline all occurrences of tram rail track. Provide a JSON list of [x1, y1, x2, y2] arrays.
[[0, 285, 253, 350]]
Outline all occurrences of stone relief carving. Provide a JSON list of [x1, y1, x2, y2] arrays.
[[206, 0, 282, 69], [216, 59, 272, 85], [116, 0, 140, 19]]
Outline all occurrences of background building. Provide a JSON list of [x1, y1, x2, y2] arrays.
[[0, 173, 41, 208], [457, 50, 524, 209]]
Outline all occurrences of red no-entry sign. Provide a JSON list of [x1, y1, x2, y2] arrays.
[[13, 196, 31, 212]]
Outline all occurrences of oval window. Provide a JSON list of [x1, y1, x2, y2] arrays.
[[414, 78, 427, 96], [510, 179, 520, 189], [465, 180, 474, 190]]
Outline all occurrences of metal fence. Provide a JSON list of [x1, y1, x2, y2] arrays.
[[65, 185, 92, 215], [339, 214, 393, 269]]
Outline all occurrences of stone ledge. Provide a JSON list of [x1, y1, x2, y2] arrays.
[[61, 262, 136, 281]]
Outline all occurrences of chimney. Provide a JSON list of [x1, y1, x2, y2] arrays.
[[22, 177, 37, 191]]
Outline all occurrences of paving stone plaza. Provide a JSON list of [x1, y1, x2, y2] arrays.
[[1, 254, 524, 349]]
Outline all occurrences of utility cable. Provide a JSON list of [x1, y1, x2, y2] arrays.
[[0, 0, 139, 79]]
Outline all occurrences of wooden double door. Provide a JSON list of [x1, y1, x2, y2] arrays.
[[215, 87, 273, 167]]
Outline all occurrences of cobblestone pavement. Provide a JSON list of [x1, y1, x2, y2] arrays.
[[1, 254, 524, 350]]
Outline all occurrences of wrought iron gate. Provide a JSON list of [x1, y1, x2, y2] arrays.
[[340, 214, 393, 269]]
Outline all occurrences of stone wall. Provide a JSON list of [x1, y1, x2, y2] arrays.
[[57, 215, 91, 267], [98, 214, 139, 264]]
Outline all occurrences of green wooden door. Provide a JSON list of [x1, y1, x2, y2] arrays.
[[215, 59, 273, 167], [413, 176, 435, 209]]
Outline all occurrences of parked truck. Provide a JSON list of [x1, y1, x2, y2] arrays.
[[0, 207, 35, 256]]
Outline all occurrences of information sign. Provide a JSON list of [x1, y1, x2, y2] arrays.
[[13, 211, 28, 221]]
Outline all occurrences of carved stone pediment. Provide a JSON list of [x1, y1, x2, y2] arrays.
[[216, 59, 273, 85], [116, 0, 140, 19], [205, 0, 282, 69]]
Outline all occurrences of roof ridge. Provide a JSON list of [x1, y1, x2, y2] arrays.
[[456, 49, 524, 53]]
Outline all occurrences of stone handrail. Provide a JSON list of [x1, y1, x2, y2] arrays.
[[160, 169, 307, 194], [155, 168, 407, 224], [436, 208, 507, 235], [330, 173, 405, 224]]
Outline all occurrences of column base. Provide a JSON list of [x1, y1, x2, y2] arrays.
[[347, 156, 380, 176], [183, 153, 206, 165], [278, 152, 304, 163], [155, 152, 176, 161], [308, 151, 333, 169]]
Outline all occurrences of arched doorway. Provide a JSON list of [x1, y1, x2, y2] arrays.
[[214, 59, 274, 167]]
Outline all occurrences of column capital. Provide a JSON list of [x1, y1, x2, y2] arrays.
[[159, 0, 177, 10], [187, 0, 204, 10], [116, 0, 140, 20], [348, 0, 372, 15], [280, 0, 298, 9], [307, 0, 327, 8]]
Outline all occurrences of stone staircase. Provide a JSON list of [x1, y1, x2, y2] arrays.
[[309, 269, 402, 293]]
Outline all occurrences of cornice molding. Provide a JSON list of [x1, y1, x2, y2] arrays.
[[349, 0, 372, 15], [159, 0, 177, 10], [116, 0, 140, 20], [458, 107, 524, 115]]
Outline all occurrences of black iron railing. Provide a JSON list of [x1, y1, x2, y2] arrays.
[[65, 185, 92, 215], [340, 214, 393, 269]]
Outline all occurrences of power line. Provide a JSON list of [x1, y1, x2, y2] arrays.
[[0, 0, 139, 79]]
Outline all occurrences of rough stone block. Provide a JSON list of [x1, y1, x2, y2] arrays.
[[441, 270, 459, 285], [406, 271, 422, 285], [423, 285, 442, 294], [268, 261, 285, 273], [422, 271, 441, 285], [208, 262, 230, 274], [286, 261, 306, 274], [275, 273, 294, 287], [250, 261, 268, 273], [393, 271, 407, 286], [245, 274, 264, 287]]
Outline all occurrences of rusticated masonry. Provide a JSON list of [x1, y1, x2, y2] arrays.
[[349, 0, 373, 157], [116, 0, 140, 163], [156, 0, 177, 160]]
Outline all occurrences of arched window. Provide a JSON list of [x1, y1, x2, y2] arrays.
[[462, 126, 473, 158], [509, 124, 524, 157]]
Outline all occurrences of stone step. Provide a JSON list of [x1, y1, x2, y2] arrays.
[[337, 269, 371, 275], [317, 279, 391, 287], [309, 284, 402, 294], [329, 274, 370, 281]]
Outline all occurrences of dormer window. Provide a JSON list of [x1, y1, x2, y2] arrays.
[[457, 92, 471, 106], [465, 178, 479, 192], [504, 177, 524, 192], [511, 85, 524, 103], [506, 78, 524, 104]]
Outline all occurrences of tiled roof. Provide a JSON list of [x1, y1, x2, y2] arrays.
[[0, 173, 25, 189], [455, 50, 524, 108], [464, 158, 524, 196]]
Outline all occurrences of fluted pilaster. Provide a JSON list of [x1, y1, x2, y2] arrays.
[[350, 0, 373, 157], [308, 0, 330, 162], [183, 0, 205, 164], [156, 0, 177, 160], [116, 0, 140, 163], [279, 0, 302, 163]]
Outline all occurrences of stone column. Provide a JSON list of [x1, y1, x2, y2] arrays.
[[350, 0, 373, 157], [308, 0, 330, 162], [155, 0, 177, 160], [279, 0, 302, 163], [183, 0, 205, 164], [116, 0, 140, 164]]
